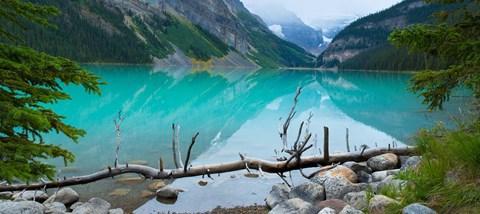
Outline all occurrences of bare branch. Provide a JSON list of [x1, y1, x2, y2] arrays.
[[292, 121, 304, 151], [184, 132, 200, 173], [276, 172, 291, 188], [346, 128, 350, 152], [171, 123, 183, 169], [280, 86, 302, 151], [113, 110, 126, 168]]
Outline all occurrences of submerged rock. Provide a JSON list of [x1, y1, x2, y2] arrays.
[[115, 177, 144, 185], [266, 184, 289, 209], [148, 180, 166, 191], [198, 180, 209, 186], [155, 186, 179, 199], [61, 166, 80, 173], [109, 188, 130, 197], [367, 153, 399, 171], [244, 173, 260, 178], [141, 190, 155, 198], [72, 198, 111, 214], [0, 201, 44, 214], [127, 160, 148, 165]]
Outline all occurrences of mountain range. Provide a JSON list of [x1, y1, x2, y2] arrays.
[[246, 3, 325, 55], [8, 0, 315, 68], [318, 0, 452, 70]]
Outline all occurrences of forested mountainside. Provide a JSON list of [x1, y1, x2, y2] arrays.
[[318, 0, 453, 70], [4, 0, 314, 68]]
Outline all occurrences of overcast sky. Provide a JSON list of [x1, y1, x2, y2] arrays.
[[240, 0, 402, 29]]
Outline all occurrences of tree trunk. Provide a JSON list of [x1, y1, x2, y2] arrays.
[[0, 146, 417, 192]]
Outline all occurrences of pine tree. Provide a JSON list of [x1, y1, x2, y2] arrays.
[[0, 0, 103, 183], [389, 0, 480, 110]]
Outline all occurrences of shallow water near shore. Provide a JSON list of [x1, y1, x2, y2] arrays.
[[45, 65, 470, 212]]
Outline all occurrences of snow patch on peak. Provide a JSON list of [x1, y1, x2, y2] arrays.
[[268, 24, 285, 38], [322, 36, 332, 43]]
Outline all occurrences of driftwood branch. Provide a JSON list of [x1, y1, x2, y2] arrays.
[[184, 132, 200, 173], [0, 147, 417, 192], [280, 86, 302, 151], [113, 110, 126, 168]]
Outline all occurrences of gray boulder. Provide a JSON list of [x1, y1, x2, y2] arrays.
[[72, 198, 111, 214], [343, 191, 368, 210], [269, 198, 316, 214], [323, 177, 367, 200], [401, 156, 422, 170], [155, 186, 179, 199], [44, 202, 67, 214], [369, 195, 398, 214], [318, 207, 336, 214], [357, 171, 372, 183], [367, 153, 399, 171], [0, 201, 44, 214], [44, 188, 79, 206], [108, 208, 125, 214], [402, 203, 437, 214], [372, 175, 406, 193], [342, 161, 372, 174], [398, 156, 410, 166], [371, 169, 400, 182], [13, 191, 49, 202], [266, 184, 290, 209], [289, 182, 325, 205], [70, 202, 84, 210], [339, 205, 365, 214]]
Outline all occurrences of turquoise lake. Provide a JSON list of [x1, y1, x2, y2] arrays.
[[46, 65, 470, 212]]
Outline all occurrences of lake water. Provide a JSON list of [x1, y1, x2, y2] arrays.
[[46, 65, 470, 212]]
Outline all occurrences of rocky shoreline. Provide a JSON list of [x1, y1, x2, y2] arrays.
[[0, 153, 437, 214], [264, 153, 437, 214]]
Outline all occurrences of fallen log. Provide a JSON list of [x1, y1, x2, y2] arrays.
[[0, 146, 417, 192]]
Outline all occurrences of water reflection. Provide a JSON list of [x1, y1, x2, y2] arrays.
[[44, 66, 466, 212]]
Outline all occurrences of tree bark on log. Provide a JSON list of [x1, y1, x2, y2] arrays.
[[0, 146, 417, 192]]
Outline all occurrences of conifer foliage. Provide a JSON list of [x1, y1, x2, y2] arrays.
[[0, 0, 103, 182], [389, 0, 480, 110]]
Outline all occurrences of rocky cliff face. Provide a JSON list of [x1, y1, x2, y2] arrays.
[[162, 0, 250, 54]]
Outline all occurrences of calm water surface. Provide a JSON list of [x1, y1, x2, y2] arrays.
[[46, 65, 469, 212]]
